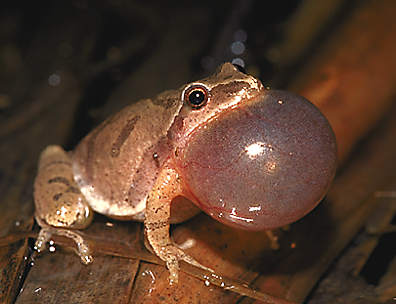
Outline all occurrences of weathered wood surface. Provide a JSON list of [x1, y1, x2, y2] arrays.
[[0, 69, 82, 303], [1, 1, 396, 303], [290, 0, 396, 163]]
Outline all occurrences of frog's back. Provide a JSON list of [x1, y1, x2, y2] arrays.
[[72, 92, 182, 220]]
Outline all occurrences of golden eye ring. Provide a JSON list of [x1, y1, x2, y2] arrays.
[[183, 84, 209, 109]]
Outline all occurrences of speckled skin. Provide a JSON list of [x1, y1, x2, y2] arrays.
[[33, 63, 337, 284]]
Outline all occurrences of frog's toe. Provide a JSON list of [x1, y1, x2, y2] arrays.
[[34, 218, 93, 264], [55, 228, 93, 264], [160, 244, 213, 284], [34, 228, 52, 253], [165, 257, 180, 285], [179, 250, 214, 273], [75, 239, 93, 264]]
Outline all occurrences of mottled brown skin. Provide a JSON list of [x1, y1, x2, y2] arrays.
[[33, 63, 337, 284], [34, 146, 94, 264]]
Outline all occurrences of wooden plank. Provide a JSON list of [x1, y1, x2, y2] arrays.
[[16, 219, 140, 304], [0, 10, 109, 302], [2, 1, 396, 303], [307, 179, 396, 303], [0, 71, 81, 303], [290, 0, 396, 163]]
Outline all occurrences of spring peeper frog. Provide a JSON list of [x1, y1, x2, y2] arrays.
[[34, 63, 337, 284]]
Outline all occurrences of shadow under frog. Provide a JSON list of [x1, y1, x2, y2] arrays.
[[33, 63, 337, 284]]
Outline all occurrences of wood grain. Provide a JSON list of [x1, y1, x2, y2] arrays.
[[290, 0, 396, 163], [1, 1, 396, 303]]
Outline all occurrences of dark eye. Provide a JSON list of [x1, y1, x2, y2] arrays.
[[183, 85, 209, 109]]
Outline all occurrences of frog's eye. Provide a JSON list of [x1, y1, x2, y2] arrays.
[[183, 84, 209, 109]]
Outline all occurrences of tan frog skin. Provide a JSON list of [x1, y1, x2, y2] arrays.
[[33, 63, 337, 284]]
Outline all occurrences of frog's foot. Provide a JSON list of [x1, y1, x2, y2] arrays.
[[155, 243, 213, 284], [34, 219, 93, 264], [265, 230, 280, 250]]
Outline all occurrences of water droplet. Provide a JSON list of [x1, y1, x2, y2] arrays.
[[142, 269, 156, 290], [230, 41, 245, 55], [49, 246, 56, 252], [178, 238, 196, 250], [34, 287, 42, 294], [220, 198, 226, 208], [231, 57, 245, 68], [83, 255, 93, 264], [48, 73, 61, 86], [15, 221, 20, 226], [204, 280, 210, 287]]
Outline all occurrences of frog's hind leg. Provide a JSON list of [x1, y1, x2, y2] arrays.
[[33, 145, 94, 264], [34, 217, 93, 264]]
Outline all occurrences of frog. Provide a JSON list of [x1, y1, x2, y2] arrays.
[[33, 63, 337, 284]]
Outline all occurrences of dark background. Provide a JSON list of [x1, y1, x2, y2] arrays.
[[0, 1, 395, 303]]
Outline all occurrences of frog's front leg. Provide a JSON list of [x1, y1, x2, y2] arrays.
[[144, 165, 212, 284], [34, 145, 94, 264]]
